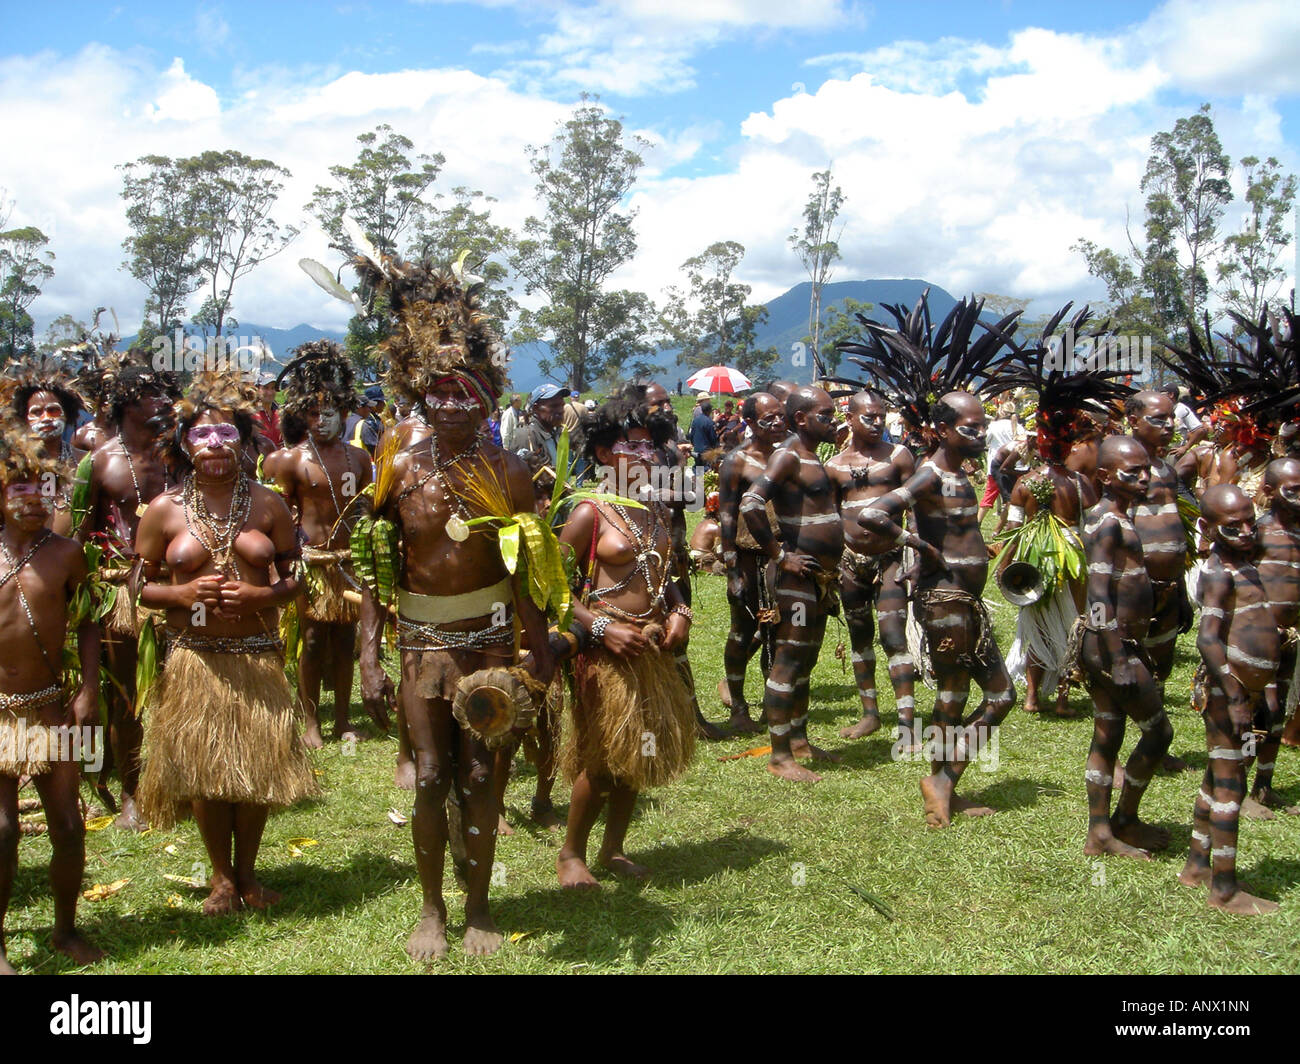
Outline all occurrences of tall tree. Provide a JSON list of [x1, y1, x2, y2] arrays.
[[510, 96, 648, 391], [306, 124, 442, 257], [119, 155, 206, 342], [0, 225, 54, 364], [817, 297, 874, 376], [1076, 104, 1234, 346], [1140, 104, 1233, 337], [789, 168, 845, 380], [184, 149, 298, 339], [1216, 156, 1297, 325], [661, 241, 778, 378]]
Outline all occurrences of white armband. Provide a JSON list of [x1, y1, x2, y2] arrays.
[[1007, 505, 1025, 523]]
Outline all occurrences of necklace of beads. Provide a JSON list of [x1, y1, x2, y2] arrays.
[[306, 434, 355, 529], [183, 472, 252, 576], [590, 501, 669, 619], [116, 433, 146, 514], [429, 431, 483, 520], [0, 531, 61, 680]]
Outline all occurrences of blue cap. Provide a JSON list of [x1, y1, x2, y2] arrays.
[[529, 383, 570, 405], [364, 385, 385, 403]]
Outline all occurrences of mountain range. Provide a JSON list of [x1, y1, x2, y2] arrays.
[[122, 278, 965, 395]]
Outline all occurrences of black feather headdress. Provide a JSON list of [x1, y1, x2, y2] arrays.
[[825, 290, 1022, 441], [278, 339, 357, 421], [993, 303, 1134, 463]]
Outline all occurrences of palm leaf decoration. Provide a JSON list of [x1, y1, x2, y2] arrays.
[[825, 290, 1023, 439]]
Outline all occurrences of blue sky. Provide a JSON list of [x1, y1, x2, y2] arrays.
[[4, 0, 1298, 336]]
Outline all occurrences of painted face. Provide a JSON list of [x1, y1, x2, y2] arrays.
[[949, 408, 988, 456], [315, 406, 342, 439], [1276, 477, 1300, 512], [853, 401, 885, 444], [4, 480, 52, 526], [186, 422, 240, 449], [424, 390, 480, 413], [1211, 503, 1257, 551], [26, 392, 66, 440], [804, 399, 838, 443], [1130, 394, 1175, 452], [1109, 449, 1152, 500]]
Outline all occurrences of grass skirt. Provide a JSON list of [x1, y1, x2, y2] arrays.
[[564, 644, 695, 790], [138, 645, 319, 827], [303, 561, 359, 624], [0, 692, 64, 777]]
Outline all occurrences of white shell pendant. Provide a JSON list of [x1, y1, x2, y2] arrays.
[[445, 514, 470, 542]]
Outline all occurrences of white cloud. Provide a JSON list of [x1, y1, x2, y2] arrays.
[[1138, 0, 1300, 96]]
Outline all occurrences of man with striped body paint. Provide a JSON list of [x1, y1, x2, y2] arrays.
[[741, 386, 844, 782], [716, 392, 787, 733], [823, 390, 919, 747], [1177, 484, 1280, 914], [1240, 458, 1300, 817], [1078, 437, 1172, 860], [859, 392, 1017, 828], [1125, 390, 1195, 773]]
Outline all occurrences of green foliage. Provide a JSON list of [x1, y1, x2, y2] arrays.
[[0, 224, 54, 364], [407, 185, 517, 326], [789, 168, 845, 374], [510, 95, 652, 392], [118, 155, 205, 338], [1216, 156, 1298, 325], [660, 240, 778, 378]]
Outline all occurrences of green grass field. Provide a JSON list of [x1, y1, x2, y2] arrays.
[[7, 463, 1300, 973]]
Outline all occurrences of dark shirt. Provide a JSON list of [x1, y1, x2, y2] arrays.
[[361, 413, 384, 455], [689, 409, 719, 458]]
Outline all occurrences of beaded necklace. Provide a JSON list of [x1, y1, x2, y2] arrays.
[[0, 530, 61, 681], [116, 433, 147, 516], [589, 501, 670, 619], [183, 472, 252, 577]]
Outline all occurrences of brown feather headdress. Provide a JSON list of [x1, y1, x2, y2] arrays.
[[0, 420, 53, 488], [159, 364, 260, 468], [277, 339, 357, 421], [0, 353, 85, 427]]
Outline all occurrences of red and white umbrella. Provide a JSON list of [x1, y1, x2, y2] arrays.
[[684, 365, 753, 394]]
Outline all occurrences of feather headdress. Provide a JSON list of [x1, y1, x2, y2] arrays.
[[0, 352, 85, 426], [826, 290, 1022, 442], [159, 363, 260, 468], [96, 347, 182, 423], [277, 339, 357, 421], [991, 303, 1134, 464], [0, 420, 53, 488], [300, 222, 507, 414]]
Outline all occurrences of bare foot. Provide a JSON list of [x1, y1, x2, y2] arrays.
[[407, 913, 449, 961], [556, 854, 601, 889], [530, 799, 563, 830], [920, 774, 952, 829], [463, 912, 504, 957], [600, 852, 651, 881], [1242, 796, 1276, 821], [1112, 819, 1170, 852], [394, 758, 416, 791], [1209, 889, 1280, 915], [729, 712, 765, 735], [1161, 753, 1191, 774], [766, 758, 822, 783], [839, 715, 881, 740], [496, 813, 514, 837], [239, 881, 282, 911], [697, 718, 731, 741], [716, 678, 733, 708], [51, 930, 105, 966], [1053, 702, 1079, 719], [1023, 700, 1042, 714], [1084, 833, 1151, 859], [1178, 859, 1211, 887], [113, 795, 147, 832], [202, 878, 242, 916], [951, 795, 997, 817], [790, 739, 842, 763], [302, 721, 325, 750]]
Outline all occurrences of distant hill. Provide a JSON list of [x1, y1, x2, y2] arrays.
[[120, 279, 965, 396]]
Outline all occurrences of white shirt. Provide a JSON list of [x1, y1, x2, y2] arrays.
[[1174, 401, 1201, 434], [985, 418, 1013, 476], [500, 405, 521, 450]]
